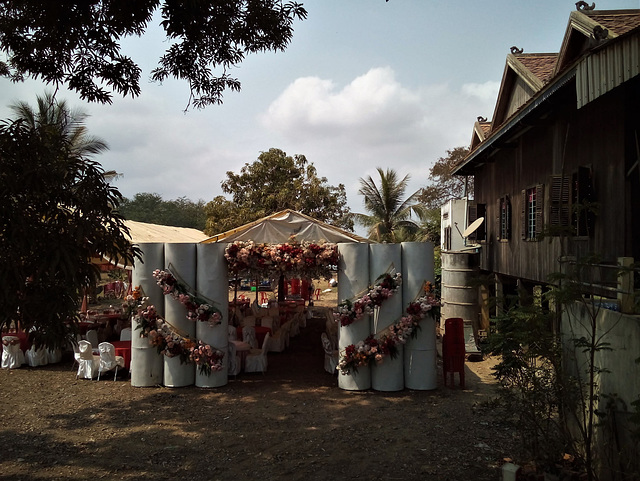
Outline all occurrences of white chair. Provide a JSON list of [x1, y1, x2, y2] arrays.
[[268, 321, 290, 353], [242, 326, 257, 349], [227, 342, 241, 377], [47, 347, 62, 364], [86, 329, 99, 349], [289, 314, 300, 338], [245, 332, 270, 374], [228, 325, 238, 341], [119, 327, 132, 341], [1, 337, 25, 369], [97, 342, 125, 381], [25, 344, 49, 367], [76, 340, 100, 379], [321, 332, 339, 374], [261, 316, 273, 331], [242, 315, 256, 328]]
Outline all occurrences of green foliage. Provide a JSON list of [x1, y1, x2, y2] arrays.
[[0, 1, 307, 108], [419, 147, 471, 209], [119, 193, 207, 231], [0, 94, 140, 349], [485, 302, 568, 468], [205, 148, 352, 235], [352, 167, 424, 243]]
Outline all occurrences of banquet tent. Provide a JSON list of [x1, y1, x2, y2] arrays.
[[201, 209, 371, 244]]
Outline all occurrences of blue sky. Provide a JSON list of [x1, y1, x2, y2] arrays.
[[1, 0, 638, 223]]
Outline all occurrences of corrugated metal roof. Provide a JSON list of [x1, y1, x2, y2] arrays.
[[123, 220, 209, 243]]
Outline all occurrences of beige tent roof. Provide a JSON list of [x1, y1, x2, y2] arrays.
[[202, 209, 371, 244], [124, 220, 209, 243]]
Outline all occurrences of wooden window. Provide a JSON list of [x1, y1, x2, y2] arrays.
[[550, 175, 570, 228], [497, 195, 511, 240], [443, 226, 452, 250], [521, 184, 544, 241], [467, 203, 486, 241]]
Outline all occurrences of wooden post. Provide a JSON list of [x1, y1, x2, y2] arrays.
[[618, 257, 634, 314]]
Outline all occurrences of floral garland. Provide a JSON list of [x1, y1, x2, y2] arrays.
[[133, 301, 225, 376], [334, 272, 402, 327], [224, 237, 339, 279], [153, 268, 222, 326], [337, 293, 441, 375]]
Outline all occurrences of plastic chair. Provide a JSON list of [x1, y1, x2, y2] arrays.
[[242, 326, 257, 349], [228, 325, 238, 341], [245, 332, 270, 374], [227, 342, 241, 377], [25, 345, 49, 367], [119, 327, 132, 341], [1, 337, 25, 369], [321, 332, 339, 374], [76, 340, 100, 379], [97, 342, 125, 381], [86, 329, 99, 349]]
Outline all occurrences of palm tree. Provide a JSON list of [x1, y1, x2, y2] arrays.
[[353, 168, 425, 243], [10, 91, 108, 158]]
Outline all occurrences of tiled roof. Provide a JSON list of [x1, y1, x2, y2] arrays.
[[586, 11, 640, 36], [479, 122, 491, 137], [515, 53, 558, 85]]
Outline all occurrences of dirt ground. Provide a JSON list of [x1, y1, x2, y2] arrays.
[[0, 282, 517, 481]]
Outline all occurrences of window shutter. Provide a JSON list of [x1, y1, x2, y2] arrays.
[[497, 198, 502, 240], [505, 196, 511, 239], [550, 175, 570, 227], [521, 189, 527, 240], [467, 204, 478, 241], [476, 203, 486, 240], [535, 183, 544, 239]]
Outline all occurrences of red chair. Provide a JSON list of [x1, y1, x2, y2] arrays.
[[442, 317, 465, 388], [314, 288, 322, 300]]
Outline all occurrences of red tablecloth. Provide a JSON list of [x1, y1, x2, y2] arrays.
[[236, 326, 271, 348], [2, 331, 29, 351], [111, 340, 131, 369]]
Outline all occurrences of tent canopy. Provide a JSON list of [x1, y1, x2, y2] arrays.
[[124, 220, 209, 243], [202, 209, 371, 244]]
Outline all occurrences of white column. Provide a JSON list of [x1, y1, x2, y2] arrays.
[[370, 243, 403, 392], [195, 243, 229, 388], [337, 242, 371, 391], [402, 242, 437, 390], [163, 243, 196, 387], [130, 243, 164, 387]]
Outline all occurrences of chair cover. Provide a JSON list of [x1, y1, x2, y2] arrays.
[[261, 317, 273, 331], [242, 316, 256, 328], [289, 315, 300, 338], [97, 342, 125, 381], [228, 325, 238, 341], [245, 332, 270, 373], [86, 329, 99, 349], [77, 340, 100, 379], [227, 342, 241, 377], [25, 345, 49, 367], [119, 328, 132, 341], [47, 348, 62, 364], [1, 337, 25, 369], [321, 332, 339, 374], [242, 326, 257, 349], [267, 321, 289, 353]]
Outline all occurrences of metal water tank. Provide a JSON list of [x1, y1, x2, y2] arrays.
[[441, 251, 480, 332]]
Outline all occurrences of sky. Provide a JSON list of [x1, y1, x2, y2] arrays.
[[1, 0, 639, 224]]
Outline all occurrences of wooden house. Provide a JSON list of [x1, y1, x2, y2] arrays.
[[453, 6, 640, 299]]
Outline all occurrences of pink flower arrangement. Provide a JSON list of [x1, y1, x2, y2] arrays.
[[191, 341, 225, 375], [334, 272, 402, 327], [153, 269, 222, 326], [337, 294, 441, 375], [224, 238, 339, 279]]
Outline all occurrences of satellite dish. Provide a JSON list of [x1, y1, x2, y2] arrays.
[[462, 217, 484, 238]]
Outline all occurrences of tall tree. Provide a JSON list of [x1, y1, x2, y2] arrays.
[[205, 148, 352, 235], [0, 1, 307, 109], [419, 147, 472, 209], [119, 193, 207, 231], [353, 168, 424, 243], [0, 94, 139, 348]]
